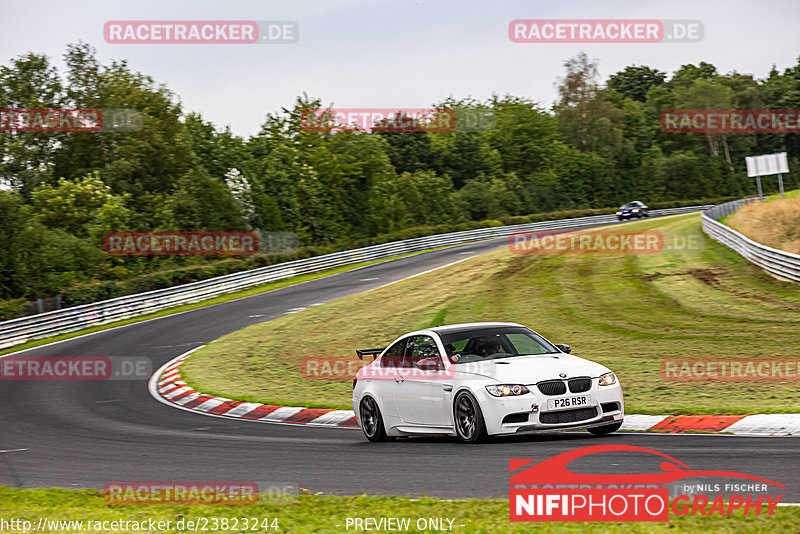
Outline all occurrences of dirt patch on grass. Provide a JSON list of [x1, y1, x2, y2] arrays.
[[488, 255, 531, 280], [643, 267, 800, 308], [688, 267, 730, 286], [642, 267, 729, 285]]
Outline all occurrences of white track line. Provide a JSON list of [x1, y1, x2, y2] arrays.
[[2, 244, 472, 357]]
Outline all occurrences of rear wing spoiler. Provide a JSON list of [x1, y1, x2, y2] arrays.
[[356, 348, 385, 360]]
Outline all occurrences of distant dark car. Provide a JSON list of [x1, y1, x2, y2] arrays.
[[616, 201, 649, 221]]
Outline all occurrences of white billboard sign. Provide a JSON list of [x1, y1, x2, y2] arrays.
[[747, 152, 789, 176], [777, 152, 789, 173]]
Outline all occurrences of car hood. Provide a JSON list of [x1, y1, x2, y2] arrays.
[[452, 354, 611, 383]]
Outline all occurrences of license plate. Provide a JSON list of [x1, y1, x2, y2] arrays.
[[547, 396, 590, 410]]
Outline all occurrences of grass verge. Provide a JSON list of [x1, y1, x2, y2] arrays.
[[765, 188, 800, 202], [725, 192, 800, 254], [0, 488, 797, 533], [183, 213, 800, 414]]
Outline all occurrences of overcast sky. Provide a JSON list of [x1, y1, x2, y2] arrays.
[[2, 0, 799, 137]]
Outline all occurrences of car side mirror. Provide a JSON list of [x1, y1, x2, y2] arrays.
[[555, 344, 571, 354], [415, 357, 444, 371]]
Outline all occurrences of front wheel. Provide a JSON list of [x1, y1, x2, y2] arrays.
[[359, 396, 392, 442], [453, 391, 488, 444], [588, 421, 623, 436]]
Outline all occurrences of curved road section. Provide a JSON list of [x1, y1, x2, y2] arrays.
[[2, 215, 799, 499]]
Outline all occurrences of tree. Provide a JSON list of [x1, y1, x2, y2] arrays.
[[555, 53, 627, 159], [607, 65, 666, 102], [668, 62, 718, 89], [485, 96, 558, 178], [0, 191, 105, 300], [224, 168, 255, 225], [52, 42, 194, 216], [0, 53, 64, 196], [376, 127, 443, 176], [675, 79, 735, 168], [437, 132, 500, 189], [157, 167, 247, 231], [31, 171, 130, 241]]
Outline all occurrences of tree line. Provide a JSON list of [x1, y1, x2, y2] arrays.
[[1, 43, 798, 313]]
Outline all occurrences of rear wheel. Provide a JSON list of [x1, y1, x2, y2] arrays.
[[588, 421, 623, 436], [359, 396, 392, 442], [453, 391, 487, 444]]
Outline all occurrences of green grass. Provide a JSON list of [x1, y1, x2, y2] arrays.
[[0, 488, 797, 533], [182, 213, 800, 414], [764, 188, 800, 202], [0, 252, 429, 357]]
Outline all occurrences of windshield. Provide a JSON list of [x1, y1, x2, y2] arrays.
[[620, 202, 637, 209], [439, 327, 560, 364]]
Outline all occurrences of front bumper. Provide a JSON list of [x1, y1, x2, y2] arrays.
[[480, 381, 624, 436]]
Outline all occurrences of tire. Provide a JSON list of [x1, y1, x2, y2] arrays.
[[587, 422, 623, 436], [359, 396, 392, 442], [453, 391, 488, 444]]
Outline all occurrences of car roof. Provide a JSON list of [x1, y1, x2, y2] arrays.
[[410, 322, 525, 337]]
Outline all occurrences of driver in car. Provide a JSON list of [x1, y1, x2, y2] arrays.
[[483, 340, 504, 357]]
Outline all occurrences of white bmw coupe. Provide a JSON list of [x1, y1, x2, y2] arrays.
[[352, 322, 624, 443]]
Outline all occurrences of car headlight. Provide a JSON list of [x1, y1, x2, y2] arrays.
[[599, 372, 617, 386], [486, 384, 530, 397], [616, 211, 621, 215]]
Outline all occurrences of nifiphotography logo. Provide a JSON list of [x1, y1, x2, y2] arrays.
[[509, 444, 784, 522]]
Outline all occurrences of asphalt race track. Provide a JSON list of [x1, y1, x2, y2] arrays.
[[2, 211, 798, 499]]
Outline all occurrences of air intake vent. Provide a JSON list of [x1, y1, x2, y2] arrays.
[[568, 377, 592, 393], [502, 412, 530, 424], [537, 380, 567, 396], [601, 402, 620, 413], [540, 407, 598, 424]]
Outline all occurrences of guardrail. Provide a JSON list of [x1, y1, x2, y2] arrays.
[[702, 198, 800, 284], [0, 205, 709, 349]]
